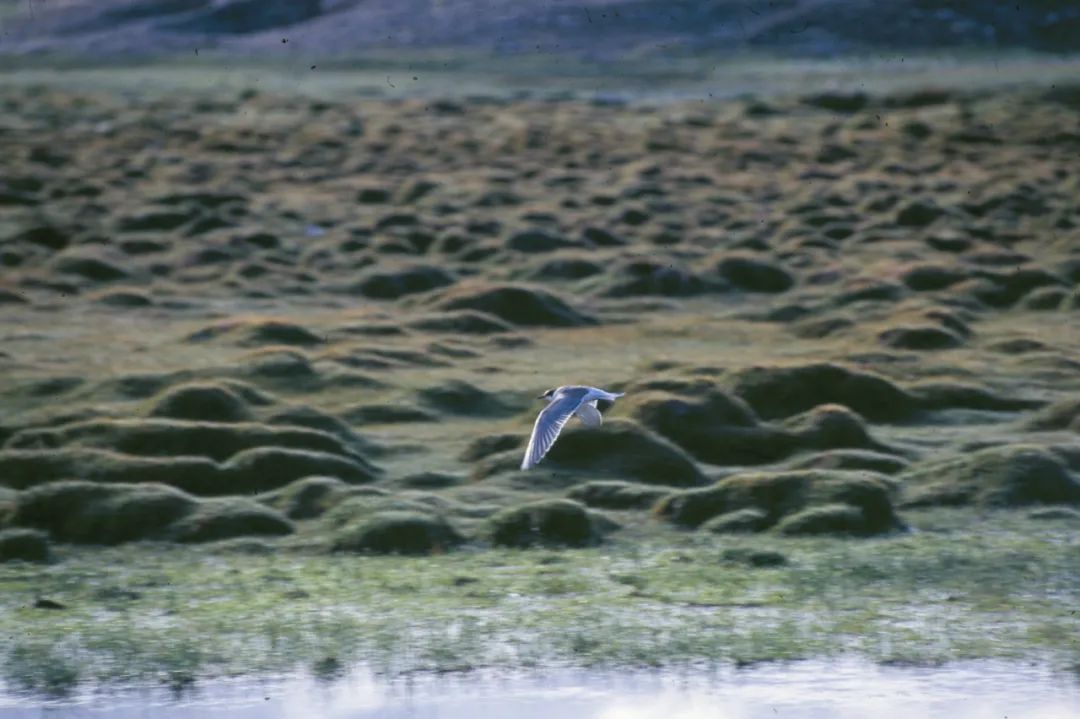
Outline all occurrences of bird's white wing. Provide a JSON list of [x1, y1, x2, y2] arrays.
[[575, 400, 602, 427], [521, 392, 584, 470]]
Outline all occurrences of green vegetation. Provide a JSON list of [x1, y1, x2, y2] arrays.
[[1, 52, 1078, 704], [0, 51, 1078, 104], [1, 509, 1077, 695]]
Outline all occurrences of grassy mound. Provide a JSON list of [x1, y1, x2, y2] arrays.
[[333, 511, 464, 555], [630, 389, 759, 432], [878, 325, 965, 350], [0, 443, 377, 495], [10, 481, 296, 545], [391, 472, 465, 490], [781, 404, 882, 452], [645, 419, 799, 466], [901, 263, 971, 291], [0, 487, 13, 525], [265, 405, 381, 454], [1021, 287, 1067, 310], [89, 288, 154, 307], [910, 382, 1044, 413], [968, 266, 1064, 308], [93, 371, 190, 401], [701, 508, 772, 534], [342, 404, 438, 424], [593, 257, 710, 297], [351, 264, 456, 299], [899, 445, 1080, 508], [238, 320, 325, 347], [567, 480, 672, 510], [1027, 506, 1080, 522], [724, 362, 917, 421], [459, 433, 524, 462], [543, 421, 705, 486], [714, 254, 795, 293], [221, 447, 378, 490], [0, 448, 220, 492], [5, 418, 366, 465], [525, 254, 603, 282], [52, 252, 129, 283], [473, 421, 706, 487], [629, 391, 891, 465], [427, 282, 596, 327], [259, 476, 355, 520], [1020, 397, 1080, 432], [321, 492, 454, 528], [775, 503, 874, 536], [406, 310, 514, 335], [785, 449, 911, 475], [488, 499, 598, 548], [655, 470, 903, 536], [416, 379, 519, 417], [719, 546, 789, 567], [0, 528, 52, 562], [167, 498, 294, 543], [148, 383, 253, 422], [506, 229, 579, 254], [11, 481, 198, 544], [239, 348, 317, 382]]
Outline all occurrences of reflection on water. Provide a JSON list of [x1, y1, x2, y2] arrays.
[[2, 659, 1078, 719]]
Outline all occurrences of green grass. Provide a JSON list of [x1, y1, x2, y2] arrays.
[[1, 50, 1078, 104], [1, 509, 1077, 696], [0, 57, 1078, 702]]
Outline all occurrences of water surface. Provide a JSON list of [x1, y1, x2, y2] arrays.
[[3, 659, 1078, 718]]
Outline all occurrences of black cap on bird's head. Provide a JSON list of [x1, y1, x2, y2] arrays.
[[537, 388, 557, 400]]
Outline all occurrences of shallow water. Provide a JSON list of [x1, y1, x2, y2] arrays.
[[2, 659, 1078, 719]]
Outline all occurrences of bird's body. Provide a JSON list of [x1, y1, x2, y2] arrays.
[[521, 385, 624, 470]]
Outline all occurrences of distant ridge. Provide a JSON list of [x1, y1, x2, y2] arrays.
[[1, 0, 1078, 59]]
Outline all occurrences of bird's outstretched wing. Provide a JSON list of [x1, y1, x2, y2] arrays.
[[521, 391, 585, 470], [575, 401, 602, 427]]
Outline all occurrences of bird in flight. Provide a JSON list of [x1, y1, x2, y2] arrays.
[[521, 385, 624, 470]]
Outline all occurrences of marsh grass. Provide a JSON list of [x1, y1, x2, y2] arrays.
[[2, 50, 1080, 105], [1, 53, 1079, 704], [1, 509, 1076, 695]]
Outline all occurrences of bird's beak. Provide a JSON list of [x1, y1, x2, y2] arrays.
[[536, 393, 546, 399]]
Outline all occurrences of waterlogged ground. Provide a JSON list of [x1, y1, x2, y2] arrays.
[[3, 660, 1080, 719], [0, 57, 1079, 705], [1, 510, 1078, 697]]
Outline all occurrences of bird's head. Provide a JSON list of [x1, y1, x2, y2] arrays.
[[537, 387, 557, 401]]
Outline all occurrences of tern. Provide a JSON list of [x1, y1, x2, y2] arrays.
[[521, 386, 625, 470]]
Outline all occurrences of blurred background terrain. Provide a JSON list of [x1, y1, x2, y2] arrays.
[[2, 0, 1079, 58]]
